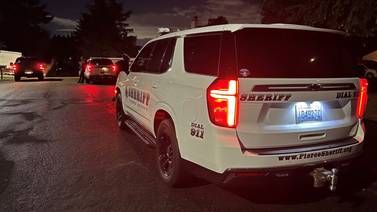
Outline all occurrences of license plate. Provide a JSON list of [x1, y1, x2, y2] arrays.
[[25, 71, 33, 74], [295, 102, 322, 123]]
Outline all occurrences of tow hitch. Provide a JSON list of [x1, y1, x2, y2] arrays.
[[310, 167, 338, 191]]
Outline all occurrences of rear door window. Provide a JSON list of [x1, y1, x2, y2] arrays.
[[160, 38, 176, 73], [147, 39, 170, 74], [235, 28, 357, 78], [184, 34, 221, 76]]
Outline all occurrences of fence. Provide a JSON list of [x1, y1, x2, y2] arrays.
[[0, 66, 4, 80]]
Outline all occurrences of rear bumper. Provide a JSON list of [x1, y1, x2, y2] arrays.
[[16, 71, 43, 77], [190, 154, 360, 185], [214, 138, 363, 173], [89, 74, 116, 81], [190, 121, 365, 174]]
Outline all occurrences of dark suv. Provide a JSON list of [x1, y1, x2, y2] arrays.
[[13, 57, 46, 81]]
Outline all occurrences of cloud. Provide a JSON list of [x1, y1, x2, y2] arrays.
[[48, 16, 78, 36], [128, 0, 263, 39], [128, 13, 191, 39], [51, 17, 78, 28], [169, 0, 263, 24], [55, 29, 76, 32]]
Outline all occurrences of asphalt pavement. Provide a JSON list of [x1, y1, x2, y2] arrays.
[[0, 77, 377, 212]]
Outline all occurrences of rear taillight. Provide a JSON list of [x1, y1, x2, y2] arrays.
[[37, 63, 45, 71], [12, 64, 18, 71], [87, 64, 93, 72], [112, 65, 117, 72], [356, 79, 368, 119], [207, 79, 238, 128]]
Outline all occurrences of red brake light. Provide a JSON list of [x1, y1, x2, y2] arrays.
[[112, 65, 117, 72], [207, 79, 238, 128], [37, 63, 45, 71], [356, 78, 368, 119], [12, 64, 18, 71], [87, 64, 93, 72]]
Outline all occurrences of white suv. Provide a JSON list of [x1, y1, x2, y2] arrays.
[[115, 24, 368, 190]]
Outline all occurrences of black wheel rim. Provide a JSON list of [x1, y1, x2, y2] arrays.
[[158, 134, 174, 178]]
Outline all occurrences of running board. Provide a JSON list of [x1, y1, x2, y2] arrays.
[[124, 119, 156, 147]]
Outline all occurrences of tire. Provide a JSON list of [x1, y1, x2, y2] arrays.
[[14, 75, 20, 81], [366, 73, 374, 80], [115, 93, 127, 130], [38, 75, 44, 81], [156, 119, 188, 187]]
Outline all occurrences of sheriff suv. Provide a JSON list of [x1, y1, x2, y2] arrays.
[[115, 24, 368, 189]]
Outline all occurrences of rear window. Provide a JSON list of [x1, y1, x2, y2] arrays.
[[16, 57, 41, 64], [184, 34, 221, 76], [235, 28, 357, 78], [90, 59, 113, 66]]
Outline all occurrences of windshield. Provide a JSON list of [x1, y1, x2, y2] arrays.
[[235, 28, 357, 78]]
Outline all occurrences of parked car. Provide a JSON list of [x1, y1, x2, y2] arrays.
[[358, 60, 377, 80], [84, 58, 117, 83], [13, 57, 46, 81], [115, 24, 367, 191]]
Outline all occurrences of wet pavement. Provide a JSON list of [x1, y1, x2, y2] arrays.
[[0, 77, 377, 211]]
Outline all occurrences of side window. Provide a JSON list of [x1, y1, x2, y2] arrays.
[[160, 38, 176, 73], [147, 39, 170, 73], [130, 42, 155, 72], [184, 34, 221, 76]]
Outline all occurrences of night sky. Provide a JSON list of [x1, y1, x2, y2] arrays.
[[41, 0, 263, 42]]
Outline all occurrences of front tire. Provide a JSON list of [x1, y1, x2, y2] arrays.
[[116, 93, 127, 130], [156, 119, 188, 187]]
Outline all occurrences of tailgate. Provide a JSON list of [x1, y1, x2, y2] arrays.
[[94, 65, 114, 75], [236, 78, 360, 149]]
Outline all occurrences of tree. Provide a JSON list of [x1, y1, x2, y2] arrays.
[[0, 0, 52, 56], [75, 0, 137, 57], [207, 16, 229, 26], [48, 35, 79, 60], [261, 0, 377, 38]]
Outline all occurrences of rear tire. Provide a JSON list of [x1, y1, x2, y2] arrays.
[[14, 75, 20, 81], [116, 93, 127, 130], [156, 119, 188, 187], [38, 75, 44, 81]]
